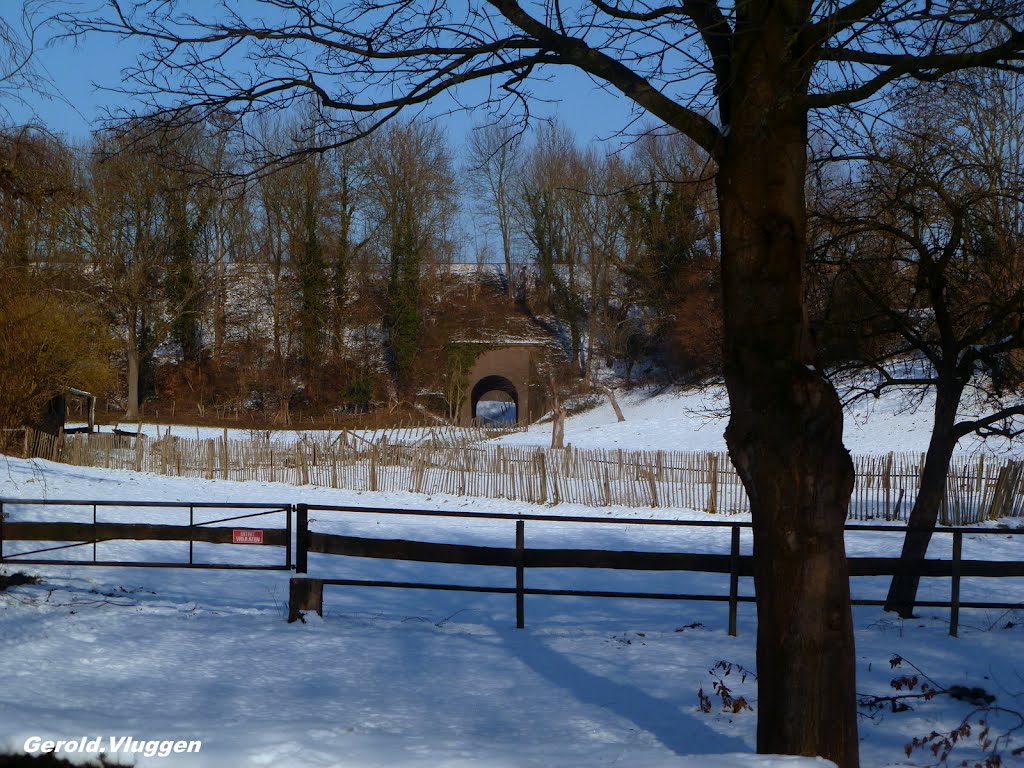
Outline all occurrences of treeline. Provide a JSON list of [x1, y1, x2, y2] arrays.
[[0, 111, 723, 429], [3, 67, 1024, 436]]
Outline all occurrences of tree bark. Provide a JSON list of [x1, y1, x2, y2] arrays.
[[718, 13, 858, 767], [550, 406, 566, 449], [123, 303, 143, 423], [601, 386, 625, 422], [124, 337, 140, 423], [884, 381, 964, 616]]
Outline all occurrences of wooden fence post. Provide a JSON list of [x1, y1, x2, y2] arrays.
[[221, 428, 229, 480], [646, 469, 659, 508], [538, 453, 548, 504], [707, 453, 719, 514], [288, 577, 324, 622]]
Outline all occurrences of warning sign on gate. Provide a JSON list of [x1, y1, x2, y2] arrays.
[[232, 529, 264, 544]]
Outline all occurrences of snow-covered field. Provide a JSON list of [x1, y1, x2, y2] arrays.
[[5, 389, 1024, 767]]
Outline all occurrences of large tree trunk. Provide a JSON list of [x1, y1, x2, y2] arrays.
[[213, 235, 227, 362], [123, 306, 143, 423], [717, 12, 858, 767], [124, 339, 140, 423], [885, 381, 964, 616]]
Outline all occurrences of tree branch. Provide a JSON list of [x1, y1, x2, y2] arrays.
[[809, 29, 1024, 110], [954, 404, 1024, 440], [486, 0, 723, 156]]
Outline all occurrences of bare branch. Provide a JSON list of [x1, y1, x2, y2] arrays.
[[954, 404, 1024, 439], [486, 0, 723, 156]]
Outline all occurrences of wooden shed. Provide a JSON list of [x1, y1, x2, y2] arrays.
[[37, 387, 97, 435]]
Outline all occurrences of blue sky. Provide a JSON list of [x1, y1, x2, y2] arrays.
[[4, 3, 646, 149]]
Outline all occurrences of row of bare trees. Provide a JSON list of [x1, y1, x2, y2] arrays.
[[1, 111, 723, 426]]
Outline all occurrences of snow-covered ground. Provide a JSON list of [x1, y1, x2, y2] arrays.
[[491, 385, 1024, 457], [7, 387, 1024, 767], [1, 453, 1022, 767]]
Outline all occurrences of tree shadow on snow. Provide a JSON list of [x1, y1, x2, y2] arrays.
[[501, 632, 750, 757]]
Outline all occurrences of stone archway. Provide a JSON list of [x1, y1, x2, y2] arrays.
[[456, 342, 553, 426], [471, 374, 519, 423]]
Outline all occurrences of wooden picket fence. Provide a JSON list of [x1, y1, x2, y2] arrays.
[[22, 429, 1024, 522]]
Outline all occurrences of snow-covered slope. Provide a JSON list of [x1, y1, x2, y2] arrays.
[[493, 385, 1024, 456]]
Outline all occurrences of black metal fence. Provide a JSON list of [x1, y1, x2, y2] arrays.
[[3, 498, 1022, 635], [291, 503, 1024, 636], [0, 499, 292, 570]]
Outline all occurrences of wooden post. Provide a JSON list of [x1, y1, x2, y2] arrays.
[[221, 427, 229, 480], [515, 520, 525, 629], [206, 439, 215, 479], [949, 531, 962, 638], [883, 452, 893, 519], [538, 453, 548, 504], [707, 453, 719, 514], [288, 577, 324, 622], [729, 526, 740, 636], [646, 469, 659, 508]]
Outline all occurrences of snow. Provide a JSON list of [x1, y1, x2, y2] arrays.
[[4, 387, 1024, 767], [489, 386, 1024, 456]]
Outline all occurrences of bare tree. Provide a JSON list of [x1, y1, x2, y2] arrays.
[[520, 120, 588, 372], [576, 146, 632, 386], [61, 4, 1024, 764], [364, 118, 458, 398], [621, 130, 720, 379], [812, 76, 1024, 617], [203, 114, 251, 364], [82, 124, 214, 421], [467, 120, 523, 300], [326, 140, 367, 365], [0, 1, 51, 126]]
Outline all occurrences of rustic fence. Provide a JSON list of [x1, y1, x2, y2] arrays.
[[22, 429, 1024, 522]]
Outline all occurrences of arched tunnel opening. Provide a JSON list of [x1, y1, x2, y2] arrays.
[[471, 375, 519, 424]]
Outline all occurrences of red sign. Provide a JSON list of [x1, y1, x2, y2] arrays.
[[232, 529, 264, 545]]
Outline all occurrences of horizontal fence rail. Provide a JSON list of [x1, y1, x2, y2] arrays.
[[0, 499, 292, 570], [291, 504, 1024, 635], [3, 497, 1022, 635], [22, 429, 1024, 523]]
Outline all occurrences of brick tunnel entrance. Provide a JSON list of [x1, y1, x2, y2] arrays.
[[457, 342, 551, 426], [470, 375, 518, 424]]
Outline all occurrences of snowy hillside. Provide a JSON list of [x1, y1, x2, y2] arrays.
[[492, 385, 1024, 457]]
